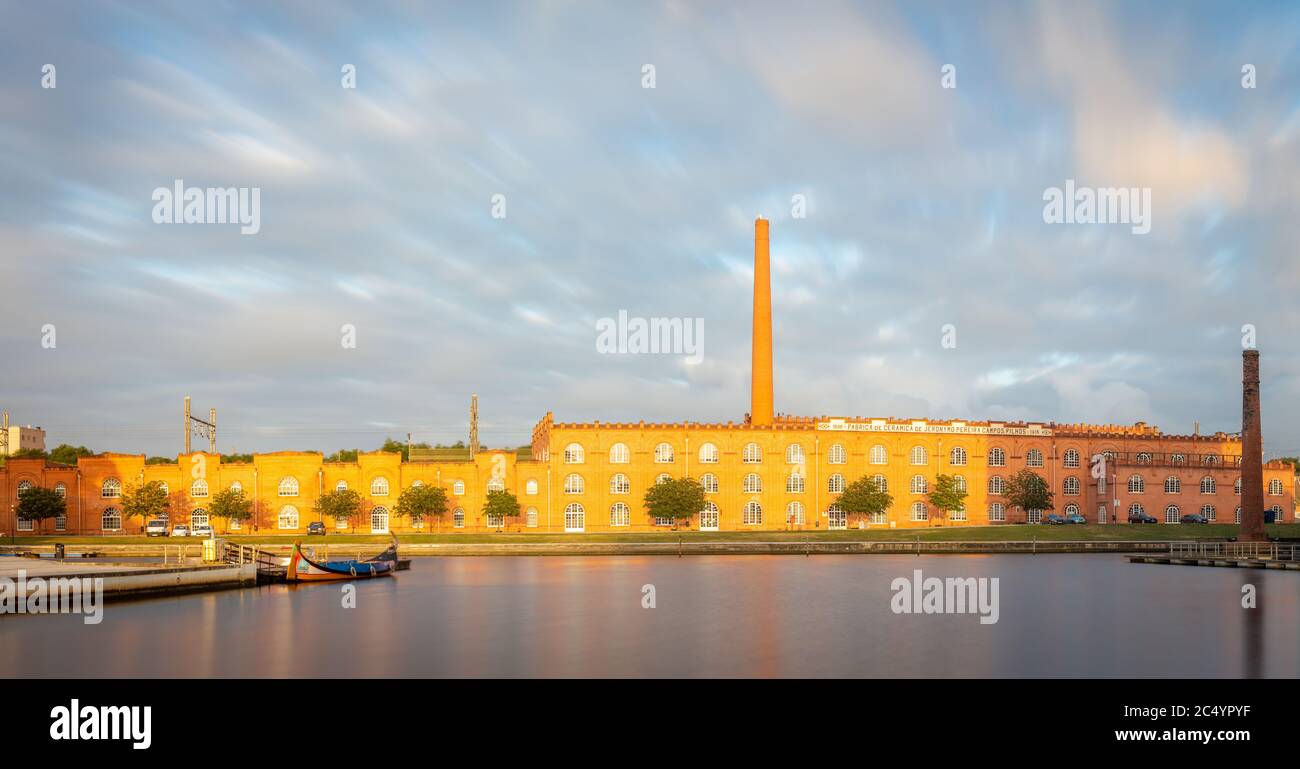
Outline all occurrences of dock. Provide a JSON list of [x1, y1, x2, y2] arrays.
[[1129, 541, 1300, 570], [0, 556, 256, 599]]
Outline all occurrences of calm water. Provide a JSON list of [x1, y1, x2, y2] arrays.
[[1, 554, 1297, 677]]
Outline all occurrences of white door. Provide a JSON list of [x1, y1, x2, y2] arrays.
[[564, 504, 585, 533], [828, 508, 847, 530], [371, 506, 389, 534], [699, 504, 718, 531]]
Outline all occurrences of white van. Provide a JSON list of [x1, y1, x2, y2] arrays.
[[146, 519, 169, 537]]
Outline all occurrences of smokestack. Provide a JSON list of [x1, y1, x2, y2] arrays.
[[1239, 349, 1266, 542], [750, 217, 774, 426]]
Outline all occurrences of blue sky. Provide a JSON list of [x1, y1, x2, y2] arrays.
[[2, 0, 1299, 457]]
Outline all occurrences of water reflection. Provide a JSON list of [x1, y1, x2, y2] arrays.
[[1, 555, 1296, 678]]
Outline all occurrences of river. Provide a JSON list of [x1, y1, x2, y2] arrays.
[[1, 554, 1295, 677]]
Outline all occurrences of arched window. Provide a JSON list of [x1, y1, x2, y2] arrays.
[[452, 480, 465, 496], [1235, 507, 1241, 524], [1164, 504, 1180, 524], [1268, 478, 1284, 496], [480, 504, 502, 529], [526, 507, 538, 527], [278, 477, 299, 497], [609, 443, 629, 464], [1200, 476, 1216, 495], [563, 474, 584, 495], [190, 479, 209, 498], [1062, 449, 1080, 468], [949, 447, 967, 466], [1063, 476, 1080, 495], [1064, 504, 1080, 517], [743, 443, 762, 463], [700, 501, 720, 530], [1128, 475, 1145, 493], [700, 473, 718, 494], [453, 508, 465, 528], [870, 445, 889, 465], [910, 475, 928, 494], [743, 473, 762, 494], [909, 446, 928, 466], [698, 443, 719, 463], [785, 473, 805, 493], [787, 501, 805, 525], [54, 483, 66, 499], [1171, 453, 1186, 464], [278, 505, 299, 529], [1136, 452, 1152, 464], [191, 508, 208, 528], [486, 477, 505, 493], [988, 476, 1005, 495], [655, 473, 671, 485], [953, 474, 968, 493], [989, 502, 1005, 522], [911, 501, 928, 522], [785, 444, 805, 464], [871, 474, 888, 493], [525, 479, 538, 495], [609, 473, 630, 494], [610, 502, 630, 527], [564, 503, 585, 532], [101, 507, 122, 531], [1234, 478, 1242, 495], [1026, 448, 1044, 467], [229, 481, 243, 493], [1164, 477, 1181, 494], [827, 503, 846, 530], [1202, 454, 1219, 465], [563, 443, 584, 464], [1128, 503, 1145, 518], [157, 482, 169, 495], [827, 473, 845, 494], [412, 480, 423, 487], [335, 480, 348, 491], [743, 501, 762, 525], [101, 478, 122, 499], [988, 448, 1006, 467], [370, 477, 390, 496], [828, 444, 846, 464], [1201, 504, 1216, 521], [1270, 504, 1284, 519], [16, 480, 33, 496], [654, 443, 674, 463]]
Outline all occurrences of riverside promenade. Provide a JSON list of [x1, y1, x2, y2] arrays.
[[0, 553, 256, 599]]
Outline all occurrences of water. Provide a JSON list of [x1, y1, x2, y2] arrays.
[[1, 554, 1296, 677]]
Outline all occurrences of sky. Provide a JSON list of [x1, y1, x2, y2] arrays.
[[2, 0, 1299, 458]]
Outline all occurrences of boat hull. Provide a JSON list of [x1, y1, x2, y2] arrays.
[[286, 539, 398, 583]]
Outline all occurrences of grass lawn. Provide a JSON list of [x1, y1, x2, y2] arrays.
[[7, 523, 1294, 546]]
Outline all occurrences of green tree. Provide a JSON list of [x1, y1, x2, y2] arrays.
[[47, 444, 94, 466], [313, 487, 363, 531], [145, 456, 174, 465], [221, 453, 254, 464], [378, 437, 432, 462], [1277, 457, 1299, 475], [121, 481, 169, 532], [209, 487, 253, 533], [643, 477, 705, 527], [927, 473, 968, 526], [15, 486, 65, 535], [1004, 469, 1054, 522], [836, 475, 894, 526], [481, 489, 520, 529], [10, 448, 47, 460], [325, 448, 359, 463], [394, 483, 449, 529]]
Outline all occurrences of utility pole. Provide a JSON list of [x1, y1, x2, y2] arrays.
[[469, 394, 480, 455], [1, 410, 9, 457], [184, 397, 191, 454], [209, 408, 217, 454], [183, 396, 217, 455]]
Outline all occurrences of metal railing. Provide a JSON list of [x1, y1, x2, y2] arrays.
[[1169, 541, 1298, 561]]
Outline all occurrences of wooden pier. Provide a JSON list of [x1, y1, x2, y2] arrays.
[[1130, 541, 1300, 570]]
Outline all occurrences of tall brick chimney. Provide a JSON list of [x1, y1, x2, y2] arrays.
[[750, 217, 774, 426], [1239, 349, 1266, 542]]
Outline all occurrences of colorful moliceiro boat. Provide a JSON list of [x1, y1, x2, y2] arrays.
[[286, 535, 399, 582]]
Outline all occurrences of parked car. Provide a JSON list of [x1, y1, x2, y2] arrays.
[[1045, 513, 1067, 525], [146, 518, 169, 537], [171, 524, 190, 537], [1065, 512, 1087, 524], [1128, 511, 1158, 524], [1179, 514, 1208, 524], [306, 521, 327, 536], [191, 523, 214, 537]]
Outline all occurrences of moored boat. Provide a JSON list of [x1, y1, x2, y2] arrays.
[[286, 534, 399, 583]]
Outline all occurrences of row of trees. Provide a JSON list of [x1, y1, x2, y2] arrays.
[[642, 468, 1054, 526]]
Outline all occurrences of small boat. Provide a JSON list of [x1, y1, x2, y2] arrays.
[[286, 534, 399, 583]]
